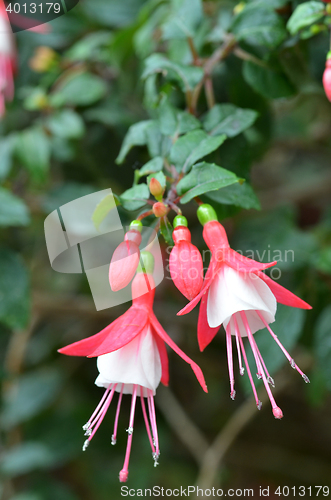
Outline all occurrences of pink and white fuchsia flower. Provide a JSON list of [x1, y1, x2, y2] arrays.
[[59, 252, 207, 482], [0, 1, 15, 116], [178, 204, 312, 419]]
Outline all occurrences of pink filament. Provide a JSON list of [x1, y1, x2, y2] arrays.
[[257, 311, 308, 379], [140, 388, 155, 454], [226, 325, 235, 398], [120, 385, 138, 482], [87, 383, 112, 426], [233, 315, 261, 409], [88, 385, 117, 441], [112, 384, 124, 444], [147, 390, 159, 457], [241, 312, 280, 413]]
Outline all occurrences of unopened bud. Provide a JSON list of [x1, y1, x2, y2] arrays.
[[149, 177, 164, 200], [153, 202, 168, 217]]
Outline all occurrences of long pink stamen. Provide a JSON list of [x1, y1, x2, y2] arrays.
[[140, 388, 155, 454], [88, 385, 117, 430], [82, 385, 117, 450], [226, 325, 236, 400], [147, 390, 159, 463], [241, 312, 283, 419], [257, 311, 310, 383], [119, 384, 138, 483], [233, 316, 261, 410], [112, 384, 124, 445], [239, 312, 262, 379], [235, 327, 244, 376], [83, 383, 112, 430]]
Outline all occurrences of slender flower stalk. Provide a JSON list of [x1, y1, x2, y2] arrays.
[[59, 252, 207, 482], [178, 204, 311, 418]]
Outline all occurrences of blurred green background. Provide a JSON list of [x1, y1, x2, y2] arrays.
[[1, 0, 331, 498]]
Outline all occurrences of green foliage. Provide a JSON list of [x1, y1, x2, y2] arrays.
[[119, 183, 150, 211], [15, 128, 51, 181], [50, 73, 108, 107], [170, 130, 226, 173], [287, 1, 326, 35], [243, 61, 296, 99], [231, 2, 287, 50], [177, 162, 241, 203], [0, 188, 30, 227], [0, 249, 30, 330], [202, 104, 258, 138], [315, 306, 331, 391]]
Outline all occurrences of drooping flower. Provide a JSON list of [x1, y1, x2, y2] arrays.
[[0, 2, 15, 117], [178, 204, 311, 418], [169, 215, 203, 301], [109, 220, 142, 292], [59, 251, 207, 482], [323, 53, 331, 102]]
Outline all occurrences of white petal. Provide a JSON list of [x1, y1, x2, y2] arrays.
[[207, 264, 276, 330], [95, 324, 161, 395]]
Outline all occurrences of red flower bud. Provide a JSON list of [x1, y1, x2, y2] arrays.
[[149, 177, 164, 199], [109, 223, 142, 291], [169, 225, 203, 301], [323, 58, 331, 101], [153, 202, 168, 217]]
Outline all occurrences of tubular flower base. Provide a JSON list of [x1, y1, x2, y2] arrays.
[[169, 216, 203, 301], [178, 204, 311, 418], [109, 221, 142, 292], [0, 2, 15, 116], [59, 271, 207, 482]]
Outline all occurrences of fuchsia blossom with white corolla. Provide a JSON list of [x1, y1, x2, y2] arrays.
[[59, 252, 207, 483], [0, 1, 15, 117], [178, 204, 312, 419]]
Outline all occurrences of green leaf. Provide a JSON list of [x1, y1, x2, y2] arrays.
[[92, 193, 120, 230], [231, 3, 287, 49], [119, 184, 150, 211], [0, 188, 30, 227], [202, 104, 258, 138], [313, 247, 331, 275], [65, 31, 113, 61], [15, 128, 51, 181], [142, 53, 204, 92], [160, 217, 174, 246], [241, 305, 306, 394], [138, 156, 164, 177], [147, 171, 166, 190], [170, 130, 226, 173], [0, 249, 30, 330], [1, 442, 55, 476], [50, 73, 107, 107], [243, 61, 296, 99], [287, 1, 325, 35], [2, 369, 64, 428], [0, 135, 15, 180], [81, 0, 145, 28], [46, 109, 85, 139], [204, 182, 261, 210], [116, 120, 153, 164], [162, 0, 203, 40], [315, 306, 331, 391], [177, 162, 240, 204], [157, 99, 201, 136]]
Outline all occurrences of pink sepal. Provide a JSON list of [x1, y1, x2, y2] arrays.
[[223, 248, 277, 273], [150, 312, 208, 393], [153, 334, 169, 386], [58, 307, 148, 357], [256, 272, 312, 310], [197, 294, 220, 351]]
